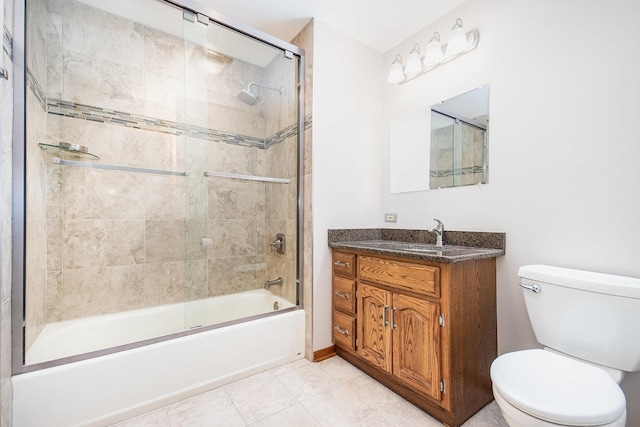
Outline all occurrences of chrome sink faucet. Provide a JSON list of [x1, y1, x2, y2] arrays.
[[429, 219, 444, 247]]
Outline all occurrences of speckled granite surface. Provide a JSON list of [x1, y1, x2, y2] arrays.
[[328, 228, 505, 263]]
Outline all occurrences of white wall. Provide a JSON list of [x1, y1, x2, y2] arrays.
[[312, 20, 384, 351], [380, 0, 640, 422]]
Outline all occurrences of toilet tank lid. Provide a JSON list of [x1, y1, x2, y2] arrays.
[[519, 264, 640, 299]]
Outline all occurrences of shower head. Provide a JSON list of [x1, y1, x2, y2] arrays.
[[237, 89, 260, 106], [237, 82, 283, 106]]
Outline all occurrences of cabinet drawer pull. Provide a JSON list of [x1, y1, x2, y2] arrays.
[[334, 325, 350, 336], [391, 307, 397, 330], [334, 290, 350, 299], [334, 261, 351, 268]]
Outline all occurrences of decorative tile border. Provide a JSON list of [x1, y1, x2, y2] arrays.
[[3, 25, 12, 60], [265, 115, 313, 148], [28, 68, 312, 149], [27, 69, 48, 110], [430, 165, 486, 178]]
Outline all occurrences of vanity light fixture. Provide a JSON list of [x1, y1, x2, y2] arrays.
[[387, 54, 405, 84], [387, 18, 479, 85], [404, 44, 422, 77]]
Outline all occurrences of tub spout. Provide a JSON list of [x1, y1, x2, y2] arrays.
[[264, 277, 283, 289]]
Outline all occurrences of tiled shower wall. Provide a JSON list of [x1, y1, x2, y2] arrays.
[[25, 0, 302, 349], [429, 115, 487, 189]]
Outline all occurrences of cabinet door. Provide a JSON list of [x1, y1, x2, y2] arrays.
[[357, 283, 392, 372], [392, 293, 442, 401]]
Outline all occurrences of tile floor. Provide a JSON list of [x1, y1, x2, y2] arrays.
[[111, 356, 509, 427]]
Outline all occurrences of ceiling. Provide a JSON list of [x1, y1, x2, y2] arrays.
[[199, 0, 467, 53]]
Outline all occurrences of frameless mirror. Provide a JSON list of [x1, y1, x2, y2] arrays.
[[389, 108, 430, 193], [389, 85, 489, 193]]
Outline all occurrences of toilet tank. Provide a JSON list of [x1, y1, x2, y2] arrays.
[[519, 264, 640, 372]]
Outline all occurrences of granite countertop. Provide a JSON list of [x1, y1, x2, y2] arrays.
[[328, 229, 506, 264]]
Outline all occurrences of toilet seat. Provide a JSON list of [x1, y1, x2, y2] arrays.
[[491, 349, 626, 426]]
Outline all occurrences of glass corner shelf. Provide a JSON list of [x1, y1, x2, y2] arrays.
[[39, 142, 100, 160]]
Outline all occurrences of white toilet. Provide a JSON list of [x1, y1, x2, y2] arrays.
[[491, 264, 640, 427]]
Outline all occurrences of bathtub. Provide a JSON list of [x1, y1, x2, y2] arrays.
[[12, 289, 305, 427], [25, 289, 296, 365]]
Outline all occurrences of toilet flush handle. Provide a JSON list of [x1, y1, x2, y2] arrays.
[[519, 283, 541, 293]]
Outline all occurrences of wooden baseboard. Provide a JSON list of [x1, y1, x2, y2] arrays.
[[313, 345, 336, 362]]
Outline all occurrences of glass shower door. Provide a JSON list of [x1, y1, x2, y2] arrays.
[[182, 13, 300, 330], [23, 0, 192, 365], [429, 111, 487, 189], [21, 0, 302, 368]]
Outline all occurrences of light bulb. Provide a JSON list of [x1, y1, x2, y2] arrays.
[[446, 18, 468, 57], [404, 44, 422, 77], [424, 32, 444, 67], [387, 54, 405, 84]]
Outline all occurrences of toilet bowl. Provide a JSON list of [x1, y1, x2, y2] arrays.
[[491, 265, 640, 427], [491, 349, 626, 427]]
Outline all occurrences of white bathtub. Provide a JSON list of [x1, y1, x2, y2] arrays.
[[13, 289, 305, 427], [25, 289, 295, 365]]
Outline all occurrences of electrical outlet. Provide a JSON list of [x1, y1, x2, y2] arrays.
[[385, 213, 397, 223]]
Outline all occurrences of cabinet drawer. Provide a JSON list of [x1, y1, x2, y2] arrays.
[[333, 310, 356, 352], [359, 256, 440, 297], [333, 252, 356, 277], [333, 276, 356, 314]]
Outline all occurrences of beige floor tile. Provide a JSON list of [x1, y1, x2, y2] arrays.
[[317, 355, 365, 383], [344, 372, 406, 409], [225, 371, 298, 424], [300, 384, 376, 426], [110, 357, 507, 427], [462, 401, 509, 427], [249, 403, 322, 427], [165, 387, 244, 427], [276, 362, 341, 401], [110, 408, 171, 427], [267, 357, 313, 376], [373, 396, 443, 427]]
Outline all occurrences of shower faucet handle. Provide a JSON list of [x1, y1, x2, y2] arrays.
[[270, 233, 285, 254]]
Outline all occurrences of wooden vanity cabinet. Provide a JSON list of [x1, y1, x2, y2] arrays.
[[331, 249, 497, 427]]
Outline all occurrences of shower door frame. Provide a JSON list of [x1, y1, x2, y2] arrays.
[[11, 0, 306, 374]]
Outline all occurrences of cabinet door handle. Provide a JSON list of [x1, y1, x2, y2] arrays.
[[383, 305, 390, 326], [334, 261, 351, 268], [391, 307, 397, 330], [334, 290, 350, 299], [334, 325, 350, 336]]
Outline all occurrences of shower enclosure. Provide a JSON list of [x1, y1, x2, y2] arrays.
[[429, 110, 487, 189], [14, 0, 304, 369]]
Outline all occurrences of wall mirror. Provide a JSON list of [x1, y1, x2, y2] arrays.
[[389, 84, 490, 193]]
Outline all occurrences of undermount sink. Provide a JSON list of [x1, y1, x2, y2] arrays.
[[380, 242, 444, 253]]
